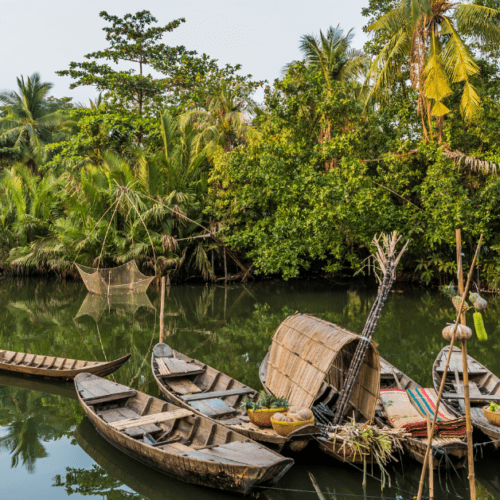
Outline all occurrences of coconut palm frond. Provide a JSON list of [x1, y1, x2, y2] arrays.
[[455, 4, 500, 44], [444, 149, 499, 174]]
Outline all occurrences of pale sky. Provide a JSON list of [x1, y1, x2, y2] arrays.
[[0, 0, 370, 104]]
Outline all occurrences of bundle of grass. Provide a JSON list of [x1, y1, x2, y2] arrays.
[[322, 420, 408, 488]]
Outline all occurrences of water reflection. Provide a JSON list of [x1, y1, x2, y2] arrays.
[[1, 279, 500, 498], [74, 293, 155, 323], [0, 382, 81, 474]]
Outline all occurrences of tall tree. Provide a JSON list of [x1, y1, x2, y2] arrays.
[[181, 81, 256, 152], [57, 10, 187, 144], [299, 25, 370, 88], [365, 0, 500, 141]]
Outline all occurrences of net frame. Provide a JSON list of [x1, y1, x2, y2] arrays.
[[75, 260, 155, 295]]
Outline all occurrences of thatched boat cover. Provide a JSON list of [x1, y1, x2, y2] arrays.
[[76, 260, 154, 295], [266, 314, 380, 421]]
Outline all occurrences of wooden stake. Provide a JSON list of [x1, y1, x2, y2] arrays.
[[159, 277, 165, 344], [211, 249, 215, 282], [224, 246, 228, 284], [416, 234, 483, 500], [427, 415, 434, 500], [456, 229, 476, 500]]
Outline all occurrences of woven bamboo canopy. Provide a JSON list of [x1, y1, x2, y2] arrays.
[[265, 313, 380, 421]]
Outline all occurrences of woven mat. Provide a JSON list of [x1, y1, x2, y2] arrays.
[[380, 389, 466, 438], [408, 388, 466, 437], [380, 389, 428, 436]]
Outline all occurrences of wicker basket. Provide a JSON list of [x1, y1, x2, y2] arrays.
[[482, 406, 500, 426], [271, 417, 315, 436], [247, 408, 287, 428]]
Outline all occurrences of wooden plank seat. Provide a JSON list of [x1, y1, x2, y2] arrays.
[[109, 409, 193, 431], [180, 387, 254, 402], [98, 407, 161, 438], [165, 378, 202, 395], [189, 399, 237, 418], [156, 357, 205, 378], [435, 356, 487, 375], [78, 377, 136, 405], [443, 393, 500, 402]]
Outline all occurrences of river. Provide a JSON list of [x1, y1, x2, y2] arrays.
[[0, 279, 499, 499]]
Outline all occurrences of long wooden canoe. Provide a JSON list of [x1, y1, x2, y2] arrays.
[[76, 417, 233, 500], [151, 343, 317, 453], [260, 351, 467, 467], [0, 349, 130, 380], [433, 346, 500, 447], [75, 373, 293, 495]]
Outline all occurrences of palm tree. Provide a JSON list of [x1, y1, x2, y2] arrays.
[[365, 0, 500, 141], [298, 25, 370, 88], [180, 81, 256, 152], [290, 26, 369, 166], [0, 73, 70, 170]]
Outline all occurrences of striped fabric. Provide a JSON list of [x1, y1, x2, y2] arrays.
[[407, 387, 466, 437], [380, 388, 466, 438]]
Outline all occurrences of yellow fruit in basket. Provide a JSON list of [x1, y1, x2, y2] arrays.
[[288, 406, 301, 414], [296, 409, 314, 421]]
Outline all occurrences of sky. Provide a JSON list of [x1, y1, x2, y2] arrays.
[[0, 0, 370, 104]]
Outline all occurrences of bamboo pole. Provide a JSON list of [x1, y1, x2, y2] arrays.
[[456, 229, 476, 500], [159, 276, 165, 344], [416, 234, 483, 500], [426, 415, 434, 500]]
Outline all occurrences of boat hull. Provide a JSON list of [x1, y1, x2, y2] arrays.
[[76, 374, 294, 495], [0, 350, 130, 380], [152, 345, 315, 454], [433, 346, 500, 447]]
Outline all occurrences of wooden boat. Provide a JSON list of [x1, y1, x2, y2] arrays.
[[433, 346, 500, 447], [259, 351, 467, 468], [75, 372, 293, 495], [0, 349, 131, 380], [151, 343, 317, 453], [75, 417, 235, 500]]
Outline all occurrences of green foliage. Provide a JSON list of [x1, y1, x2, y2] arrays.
[[3, 7, 500, 287], [240, 393, 290, 411], [0, 73, 75, 170]]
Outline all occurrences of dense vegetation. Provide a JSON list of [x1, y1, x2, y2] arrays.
[[2, 4, 500, 288]]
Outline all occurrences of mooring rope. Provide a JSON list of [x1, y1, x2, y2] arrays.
[[259, 485, 426, 499]]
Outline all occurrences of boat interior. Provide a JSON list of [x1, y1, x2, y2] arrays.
[[76, 373, 279, 466]]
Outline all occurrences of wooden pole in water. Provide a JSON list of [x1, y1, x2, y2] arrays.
[[416, 234, 482, 500], [426, 415, 434, 500], [159, 276, 165, 344], [224, 246, 228, 284], [456, 229, 476, 500]]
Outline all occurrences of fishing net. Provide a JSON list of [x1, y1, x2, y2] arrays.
[[74, 293, 155, 323], [75, 260, 155, 295]]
